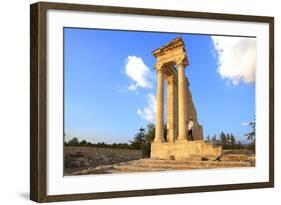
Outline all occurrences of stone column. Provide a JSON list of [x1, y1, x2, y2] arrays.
[[177, 62, 187, 141], [154, 66, 165, 143], [167, 75, 178, 142]]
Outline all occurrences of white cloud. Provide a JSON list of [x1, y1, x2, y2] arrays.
[[241, 122, 250, 126], [211, 36, 256, 85], [137, 93, 156, 123], [128, 84, 137, 91], [124, 56, 154, 90]]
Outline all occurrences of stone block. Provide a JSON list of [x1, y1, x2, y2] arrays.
[[151, 140, 222, 160]]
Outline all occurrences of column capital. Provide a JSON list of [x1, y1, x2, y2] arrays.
[[167, 75, 177, 84], [176, 60, 188, 69], [154, 62, 165, 72], [175, 54, 189, 68]]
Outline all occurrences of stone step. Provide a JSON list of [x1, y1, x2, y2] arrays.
[[134, 158, 203, 164], [112, 164, 166, 172], [69, 157, 254, 175], [112, 161, 251, 172], [132, 158, 251, 164], [220, 154, 249, 161], [115, 159, 250, 169], [130, 160, 251, 169]]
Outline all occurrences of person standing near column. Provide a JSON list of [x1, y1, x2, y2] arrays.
[[188, 117, 194, 141]]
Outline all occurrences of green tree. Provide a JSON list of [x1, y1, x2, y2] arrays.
[[68, 137, 79, 146], [146, 123, 155, 143], [211, 135, 217, 146], [219, 132, 227, 149], [205, 135, 211, 143], [245, 119, 256, 153], [230, 134, 236, 149], [237, 141, 243, 149], [96, 142, 106, 148], [226, 133, 231, 149], [86, 142, 92, 146], [79, 140, 87, 146], [245, 119, 256, 143], [142, 123, 156, 157], [130, 127, 146, 150]]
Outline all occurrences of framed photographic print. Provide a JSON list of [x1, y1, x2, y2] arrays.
[[30, 1, 274, 202]]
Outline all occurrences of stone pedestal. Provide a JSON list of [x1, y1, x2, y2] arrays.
[[151, 140, 222, 160]]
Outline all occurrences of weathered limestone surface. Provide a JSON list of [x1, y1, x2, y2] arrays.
[[177, 62, 188, 140], [167, 75, 178, 142], [64, 146, 143, 175], [155, 67, 165, 143], [185, 77, 203, 140], [70, 154, 254, 175], [151, 37, 221, 160], [151, 140, 222, 160]]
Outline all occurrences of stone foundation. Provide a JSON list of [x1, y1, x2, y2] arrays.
[[151, 140, 222, 160]]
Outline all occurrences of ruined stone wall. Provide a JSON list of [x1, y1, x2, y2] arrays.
[[65, 146, 143, 159], [185, 77, 203, 140]]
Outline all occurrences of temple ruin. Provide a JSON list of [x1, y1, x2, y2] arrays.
[[151, 37, 222, 160]]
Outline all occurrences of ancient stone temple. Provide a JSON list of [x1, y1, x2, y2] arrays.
[[151, 37, 222, 160]]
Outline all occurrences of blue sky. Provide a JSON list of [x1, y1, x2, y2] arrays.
[[64, 28, 256, 143]]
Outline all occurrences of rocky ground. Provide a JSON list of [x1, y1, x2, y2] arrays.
[[64, 146, 143, 175], [64, 147, 255, 175]]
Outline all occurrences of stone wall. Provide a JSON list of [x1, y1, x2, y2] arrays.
[[185, 77, 203, 140], [65, 146, 143, 159], [151, 140, 222, 160]]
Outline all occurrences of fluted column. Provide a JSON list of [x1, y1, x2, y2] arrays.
[[177, 63, 187, 141], [154, 67, 165, 143], [166, 75, 178, 142]]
